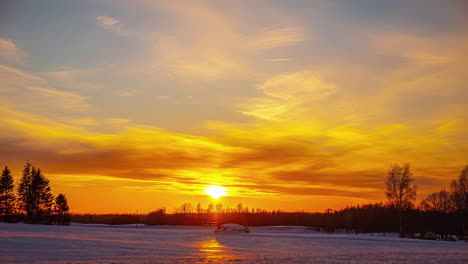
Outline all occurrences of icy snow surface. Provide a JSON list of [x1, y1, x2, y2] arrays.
[[1, 222, 467, 263]]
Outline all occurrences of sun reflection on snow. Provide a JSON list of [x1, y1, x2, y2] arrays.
[[198, 237, 224, 253], [195, 236, 238, 262]]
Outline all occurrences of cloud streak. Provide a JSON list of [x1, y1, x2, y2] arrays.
[[0, 39, 26, 65], [96, 16, 127, 36], [268, 58, 295, 62], [241, 71, 336, 120]]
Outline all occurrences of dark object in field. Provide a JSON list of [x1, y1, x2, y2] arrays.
[[418, 231, 438, 240], [215, 223, 250, 233]]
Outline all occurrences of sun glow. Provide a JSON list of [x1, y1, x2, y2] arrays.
[[204, 186, 228, 199]]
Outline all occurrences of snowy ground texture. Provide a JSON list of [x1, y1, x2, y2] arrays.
[[1, 223, 467, 263]]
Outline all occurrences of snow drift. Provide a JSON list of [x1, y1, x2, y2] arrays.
[[215, 223, 250, 233]]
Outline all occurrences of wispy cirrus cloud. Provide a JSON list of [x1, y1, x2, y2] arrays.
[[0, 39, 27, 65], [0, 64, 92, 114], [134, 1, 306, 81], [268, 58, 295, 62], [96, 16, 126, 36], [248, 27, 304, 50], [118, 89, 144, 97], [241, 71, 336, 120], [27, 87, 92, 112], [0, 64, 43, 92]]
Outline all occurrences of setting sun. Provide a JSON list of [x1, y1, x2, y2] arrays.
[[204, 186, 228, 199]]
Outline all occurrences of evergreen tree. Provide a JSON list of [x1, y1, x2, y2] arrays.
[[18, 162, 54, 223], [31, 168, 54, 223], [18, 162, 33, 222], [54, 193, 70, 225], [0, 166, 15, 222]]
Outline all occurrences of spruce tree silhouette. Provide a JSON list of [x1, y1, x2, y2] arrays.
[[18, 162, 54, 224], [54, 194, 71, 225], [18, 162, 33, 223], [0, 166, 15, 222], [31, 168, 54, 222]]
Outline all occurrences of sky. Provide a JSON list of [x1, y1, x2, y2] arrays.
[[0, 0, 467, 213]]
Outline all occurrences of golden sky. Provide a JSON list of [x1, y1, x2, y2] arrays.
[[0, 0, 467, 213]]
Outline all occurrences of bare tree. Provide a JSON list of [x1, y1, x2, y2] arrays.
[[206, 203, 214, 213], [451, 166, 468, 215], [196, 202, 203, 214], [216, 203, 222, 213], [385, 163, 418, 236], [450, 166, 468, 241], [420, 189, 452, 213], [236, 203, 243, 213], [177, 202, 193, 214]]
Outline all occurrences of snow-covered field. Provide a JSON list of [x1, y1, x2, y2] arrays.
[[1, 223, 467, 263]]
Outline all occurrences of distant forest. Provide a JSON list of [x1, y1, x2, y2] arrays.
[[1, 162, 467, 240]]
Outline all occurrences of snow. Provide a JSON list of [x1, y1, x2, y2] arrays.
[[215, 223, 250, 233], [1, 222, 467, 263]]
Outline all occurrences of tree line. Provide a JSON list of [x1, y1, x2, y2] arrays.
[[144, 164, 467, 234], [3, 161, 467, 241], [384, 163, 467, 238], [0, 162, 70, 225], [73, 163, 466, 241]]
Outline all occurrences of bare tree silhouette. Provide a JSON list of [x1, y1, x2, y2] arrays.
[[420, 189, 453, 213], [385, 163, 418, 237], [451, 165, 468, 241]]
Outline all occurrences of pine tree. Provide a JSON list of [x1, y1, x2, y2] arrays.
[[54, 194, 70, 225], [18, 162, 33, 223], [31, 168, 54, 223], [0, 166, 15, 222], [18, 162, 55, 223]]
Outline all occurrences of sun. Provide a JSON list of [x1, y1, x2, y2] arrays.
[[204, 186, 227, 199]]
